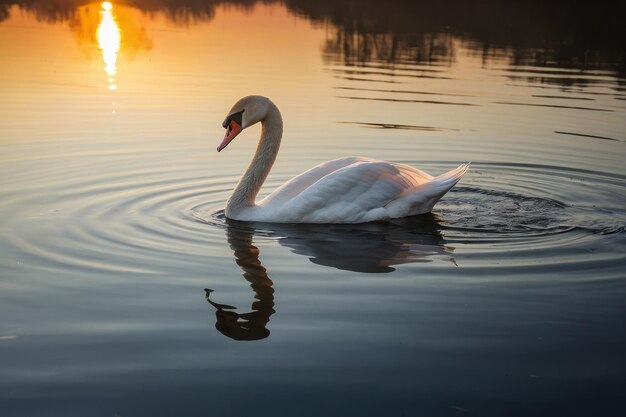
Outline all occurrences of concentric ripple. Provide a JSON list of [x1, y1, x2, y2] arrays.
[[2, 153, 624, 279], [1, 156, 233, 277]]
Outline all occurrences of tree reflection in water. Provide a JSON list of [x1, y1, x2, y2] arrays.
[[205, 213, 452, 341], [3, 0, 624, 81]]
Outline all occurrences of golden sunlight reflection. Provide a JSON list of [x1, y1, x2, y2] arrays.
[[97, 1, 120, 91]]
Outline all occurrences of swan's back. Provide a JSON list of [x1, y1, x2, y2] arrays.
[[245, 157, 469, 223], [259, 157, 369, 206]]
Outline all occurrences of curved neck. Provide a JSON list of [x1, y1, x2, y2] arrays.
[[226, 102, 282, 215]]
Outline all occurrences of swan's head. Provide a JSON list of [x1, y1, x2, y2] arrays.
[[217, 95, 272, 152]]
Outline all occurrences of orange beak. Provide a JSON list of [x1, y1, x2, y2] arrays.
[[217, 119, 243, 152]]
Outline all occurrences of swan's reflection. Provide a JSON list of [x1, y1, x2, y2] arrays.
[[275, 214, 452, 273], [205, 227, 275, 341], [205, 213, 452, 340]]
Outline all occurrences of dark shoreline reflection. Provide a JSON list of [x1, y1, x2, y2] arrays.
[[2, 0, 625, 82], [297, 0, 626, 78], [205, 213, 451, 340]]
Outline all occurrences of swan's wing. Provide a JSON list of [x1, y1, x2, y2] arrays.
[[265, 160, 435, 223], [260, 156, 373, 206]]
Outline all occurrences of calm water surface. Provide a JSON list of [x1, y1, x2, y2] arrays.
[[1, 1, 625, 416]]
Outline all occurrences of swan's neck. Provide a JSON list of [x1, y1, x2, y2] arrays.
[[226, 103, 282, 216]]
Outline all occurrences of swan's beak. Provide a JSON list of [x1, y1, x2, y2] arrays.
[[217, 120, 243, 152]]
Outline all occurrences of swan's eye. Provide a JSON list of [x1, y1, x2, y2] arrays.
[[222, 109, 245, 129]]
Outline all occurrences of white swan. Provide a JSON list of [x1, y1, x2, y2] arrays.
[[217, 95, 469, 223]]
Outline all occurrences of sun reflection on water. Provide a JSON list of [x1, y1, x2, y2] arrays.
[[97, 1, 120, 91]]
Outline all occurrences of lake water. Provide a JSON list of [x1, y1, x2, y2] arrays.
[[1, 1, 625, 416]]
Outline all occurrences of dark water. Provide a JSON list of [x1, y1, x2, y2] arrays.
[[1, 1, 625, 416]]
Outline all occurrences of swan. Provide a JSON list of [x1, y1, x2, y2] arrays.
[[217, 95, 469, 223]]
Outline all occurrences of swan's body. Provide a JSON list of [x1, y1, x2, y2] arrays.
[[217, 96, 468, 224]]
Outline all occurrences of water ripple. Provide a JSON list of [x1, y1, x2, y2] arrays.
[[336, 95, 477, 106], [554, 131, 625, 143], [2, 155, 624, 277], [493, 101, 614, 112], [337, 121, 460, 132]]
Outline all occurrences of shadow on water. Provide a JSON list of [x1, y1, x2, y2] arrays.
[[204, 212, 451, 340], [2, 0, 625, 81]]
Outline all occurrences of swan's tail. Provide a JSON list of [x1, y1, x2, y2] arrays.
[[418, 162, 470, 211], [386, 163, 470, 218], [431, 162, 470, 191]]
